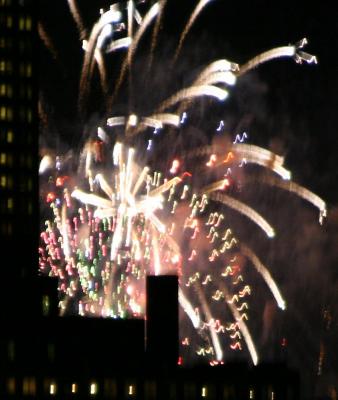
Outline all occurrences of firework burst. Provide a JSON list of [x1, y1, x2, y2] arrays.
[[39, 0, 325, 366]]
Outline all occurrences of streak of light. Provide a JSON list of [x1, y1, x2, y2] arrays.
[[241, 244, 286, 310], [208, 192, 275, 238]]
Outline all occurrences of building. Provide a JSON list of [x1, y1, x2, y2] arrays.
[[0, 272, 300, 399], [0, 0, 38, 282]]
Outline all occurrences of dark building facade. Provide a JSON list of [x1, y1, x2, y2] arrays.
[[0, 0, 38, 281], [0, 274, 301, 400]]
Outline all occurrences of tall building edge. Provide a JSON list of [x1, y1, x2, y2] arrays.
[[146, 275, 179, 369]]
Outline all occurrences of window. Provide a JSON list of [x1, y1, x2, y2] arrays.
[[0, 152, 6, 164], [7, 340, 15, 361], [25, 16, 32, 30], [0, 174, 13, 188], [0, 106, 6, 120], [0, 36, 12, 49], [0, 152, 14, 167], [0, 83, 13, 97], [6, 15, 12, 28], [104, 379, 117, 397], [0, 175, 7, 188], [47, 343, 55, 362], [19, 16, 31, 31], [23, 377, 36, 396], [42, 294, 50, 315], [7, 377, 15, 395], [128, 384, 136, 396], [0, 106, 12, 121], [7, 197, 13, 210], [0, 59, 12, 75], [49, 382, 57, 395], [7, 129, 13, 143], [1, 221, 12, 236], [19, 62, 32, 77], [90, 382, 98, 395]]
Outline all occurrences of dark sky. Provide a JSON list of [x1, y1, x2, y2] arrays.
[[39, 0, 338, 203], [38, 1, 338, 395]]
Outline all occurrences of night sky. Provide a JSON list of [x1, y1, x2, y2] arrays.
[[38, 0, 338, 396]]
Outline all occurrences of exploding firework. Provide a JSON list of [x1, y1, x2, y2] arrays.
[[39, 1, 326, 365]]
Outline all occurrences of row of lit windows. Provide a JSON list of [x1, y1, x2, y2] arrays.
[[0, 194, 14, 210], [0, 175, 33, 191], [0, 59, 12, 74], [0, 83, 32, 99], [0, 36, 33, 53], [0, 151, 13, 166], [0, 199, 33, 217], [2, 378, 275, 399], [0, 0, 12, 6], [0, 174, 12, 188], [0, 14, 32, 31], [0, 129, 34, 145], [0, 105, 12, 121], [0, 59, 32, 77], [0, 83, 13, 97], [0, 105, 33, 122], [0, 128, 13, 143], [19, 61, 32, 77]]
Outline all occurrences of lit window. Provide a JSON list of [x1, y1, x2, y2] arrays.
[[0, 83, 13, 98], [0, 175, 7, 187], [26, 63, 32, 77], [7, 197, 13, 210], [0, 153, 7, 164], [7, 377, 15, 394], [42, 294, 50, 315], [7, 130, 13, 143], [26, 16, 32, 30], [90, 382, 98, 395], [0, 106, 6, 120], [128, 384, 135, 396], [249, 388, 254, 399], [19, 16, 25, 30], [49, 382, 57, 395], [27, 108, 32, 122], [23, 377, 36, 396], [71, 383, 77, 393], [6, 15, 12, 28], [201, 386, 207, 397], [0, 106, 12, 121]]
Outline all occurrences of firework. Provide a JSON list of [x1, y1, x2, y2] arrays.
[[39, 0, 325, 366]]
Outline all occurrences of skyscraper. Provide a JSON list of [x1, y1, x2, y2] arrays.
[[0, 0, 38, 281]]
